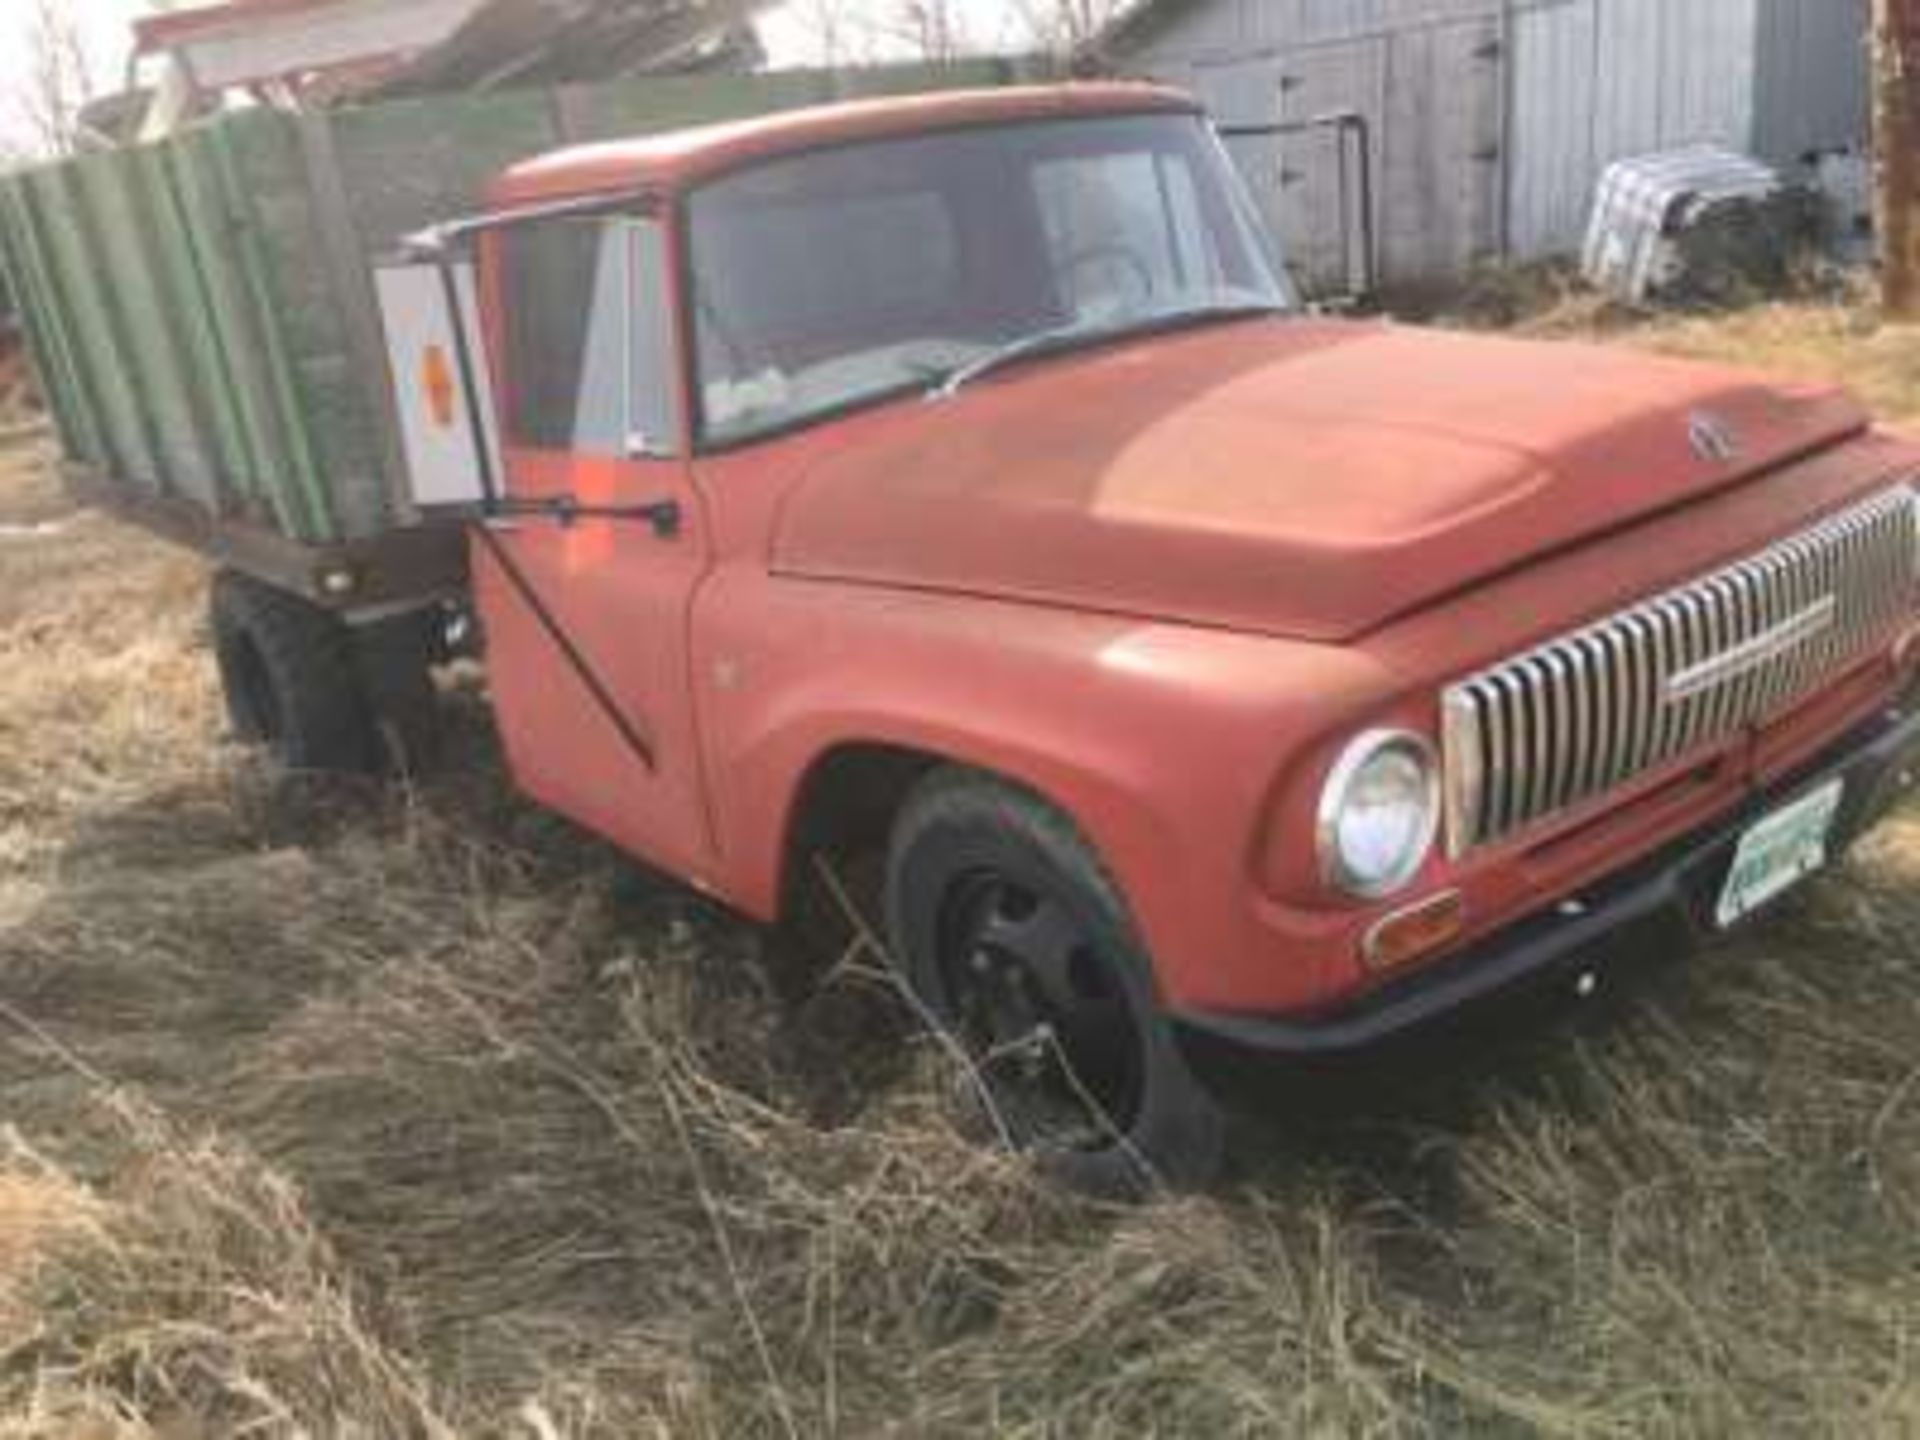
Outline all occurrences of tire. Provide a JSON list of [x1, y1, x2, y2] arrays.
[[887, 768, 1226, 1195], [209, 571, 380, 774]]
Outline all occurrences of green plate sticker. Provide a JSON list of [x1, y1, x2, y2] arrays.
[[1716, 778, 1845, 929]]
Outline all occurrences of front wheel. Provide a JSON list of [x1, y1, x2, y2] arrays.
[[886, 769, 1225, 1195]]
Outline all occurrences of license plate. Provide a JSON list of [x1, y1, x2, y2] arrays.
[[1715, 779, 1845, 929]]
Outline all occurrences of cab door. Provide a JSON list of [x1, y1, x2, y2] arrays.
[[473, 211, 718, 885]]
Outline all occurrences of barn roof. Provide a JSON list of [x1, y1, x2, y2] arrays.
[[133, 0, 762, 105]]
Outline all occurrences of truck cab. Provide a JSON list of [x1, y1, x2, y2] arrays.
[[368, 84, 1920, 1192]]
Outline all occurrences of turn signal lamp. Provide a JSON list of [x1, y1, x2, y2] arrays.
[[1362, 890, 1466, 975], [421, 344, 458, 430]]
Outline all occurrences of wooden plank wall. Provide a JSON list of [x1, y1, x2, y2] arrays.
[[1122, 0, 1508, 290], [1120, 0, 1499, 57]]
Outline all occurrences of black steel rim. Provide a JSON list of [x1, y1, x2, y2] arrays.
[[934, 869, 1147, 1150]]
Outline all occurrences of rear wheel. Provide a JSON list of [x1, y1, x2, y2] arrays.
[[887, 769, 1225, 1195], [210, 572, 382, 774], [350, 605, 445, 774]]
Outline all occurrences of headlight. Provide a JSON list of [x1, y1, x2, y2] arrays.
[[1909, 485, 1920, 580], [1316, 730, 1441, 899]]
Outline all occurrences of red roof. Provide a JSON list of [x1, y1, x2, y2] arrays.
[[491, 82, 1199, 205]]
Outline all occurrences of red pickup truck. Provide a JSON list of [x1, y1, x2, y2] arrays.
[[58, 84, 1920, 1191]]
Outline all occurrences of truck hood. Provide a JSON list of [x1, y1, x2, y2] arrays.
[[770, 319, 1870, 641]]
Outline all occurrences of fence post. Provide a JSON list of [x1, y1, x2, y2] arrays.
[[1875, 0, 1920, 318]]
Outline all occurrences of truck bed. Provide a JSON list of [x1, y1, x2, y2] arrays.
[[0, 61, 1026, 608]]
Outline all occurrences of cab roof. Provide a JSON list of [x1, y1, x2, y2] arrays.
[[490, 83, 1200, 207]]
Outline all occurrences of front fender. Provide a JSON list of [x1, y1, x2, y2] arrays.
[[692, 569, 1392, 1010]]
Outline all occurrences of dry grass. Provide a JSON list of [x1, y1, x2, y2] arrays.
[[3, 294, 1920, 1435], [1448, 267, 1920, 426]]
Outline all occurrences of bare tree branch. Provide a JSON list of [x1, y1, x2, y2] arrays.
[[879, 0, 972, 65], [1016, 0, 1134, 71], [15, 0, 104, 159], [799, 0, 849, 69]]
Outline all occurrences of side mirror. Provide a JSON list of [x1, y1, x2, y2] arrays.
[[375, 258, 504, 513]]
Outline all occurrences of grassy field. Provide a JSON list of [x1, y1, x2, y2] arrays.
[[3, 299, 1920, 1436]]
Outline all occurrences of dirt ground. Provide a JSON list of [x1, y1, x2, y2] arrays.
[[3, 298, 1920, 1436]]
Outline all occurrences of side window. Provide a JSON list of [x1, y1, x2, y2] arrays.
[[629, 221, 680, 457], [499, 217, 680, 456]]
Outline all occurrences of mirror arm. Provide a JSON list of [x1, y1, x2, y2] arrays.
[[487, 494, 683, 540]]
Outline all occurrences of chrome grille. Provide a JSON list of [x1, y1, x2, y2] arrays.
[[1443, 486, 1919, 855]]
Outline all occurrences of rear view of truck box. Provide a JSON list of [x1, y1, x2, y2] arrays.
[[0, 61, 1023, 607]]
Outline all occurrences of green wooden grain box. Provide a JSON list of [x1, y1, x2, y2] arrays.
[[0, 60, 1023, 559]]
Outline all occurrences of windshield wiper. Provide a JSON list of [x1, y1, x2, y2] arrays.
[[929, 298, 1287, 401], [928, 318, 1115, 401]]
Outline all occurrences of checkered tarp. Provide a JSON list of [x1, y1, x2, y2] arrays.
[[1583, 146, 1785, 303]]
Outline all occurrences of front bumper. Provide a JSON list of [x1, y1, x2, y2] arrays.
[[1175, 698, 1920, 1064]]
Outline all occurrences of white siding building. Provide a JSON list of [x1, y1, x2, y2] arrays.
[[1109, 0, 1870, 294]]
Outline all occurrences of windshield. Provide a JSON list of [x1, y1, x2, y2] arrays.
[[686, 112, 1290, 445]]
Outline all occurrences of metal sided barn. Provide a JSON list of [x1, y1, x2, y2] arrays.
[[1109, 0, 1871, 296]]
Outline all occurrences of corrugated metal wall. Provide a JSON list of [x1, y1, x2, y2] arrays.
[[1751, 0, 1870, 167], [1124, 0, 1870, 285], [1509, 0, 1759, 258], [1510, 0, 1867, 256]]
